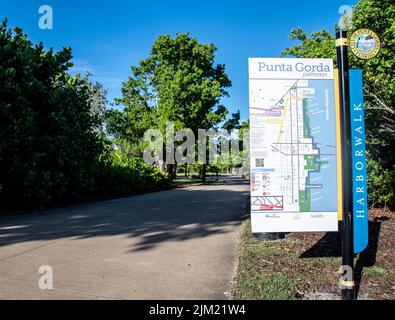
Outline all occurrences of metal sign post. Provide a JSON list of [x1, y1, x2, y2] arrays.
[[336, 29, 355, 300]]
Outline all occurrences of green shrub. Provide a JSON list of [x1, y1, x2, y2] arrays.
[[96, 151, 169, 197], [0, 21, 169, 212], [366, 158, 395, 208]]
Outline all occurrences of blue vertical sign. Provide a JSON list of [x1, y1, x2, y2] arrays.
[[350, 69, 368, 253]]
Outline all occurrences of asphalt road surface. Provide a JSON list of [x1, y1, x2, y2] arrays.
[[0, 177, 249, 299]]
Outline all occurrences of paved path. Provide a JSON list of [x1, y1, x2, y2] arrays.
[[0, 178, 249, 299]]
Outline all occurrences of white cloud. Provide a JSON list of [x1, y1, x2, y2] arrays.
[[69, 59, 123, 89]]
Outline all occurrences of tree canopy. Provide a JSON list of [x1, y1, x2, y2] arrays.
[[281, 0, 394, 206], [107, 33, 231, 139], [0, 20, 168, 210], [106, 33, 233, 180]]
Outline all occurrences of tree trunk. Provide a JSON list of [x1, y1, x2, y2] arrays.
[[167, 164, 174, 183], [158, 159, 166, 172], [173, 162, 177, 180], [201, 164, 207, 183]]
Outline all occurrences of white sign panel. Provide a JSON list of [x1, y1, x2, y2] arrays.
[[249, 58, 339, 232]]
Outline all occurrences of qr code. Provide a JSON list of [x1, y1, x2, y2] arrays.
[[255, 158, 265, 167]]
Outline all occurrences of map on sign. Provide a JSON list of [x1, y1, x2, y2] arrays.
[[249, 58, 339, 232]]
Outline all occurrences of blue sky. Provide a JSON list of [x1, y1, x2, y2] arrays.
[[0, 0, 356, 121]]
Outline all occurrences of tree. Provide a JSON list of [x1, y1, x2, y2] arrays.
[[223, 111, 241, 131], [0, 20, 103, 208], [212, 111, 245, 175], [281, 0, 395, 206], [0, 20, 170, 211], [85, 72, 108, 134], [108, 33, 231, 182]]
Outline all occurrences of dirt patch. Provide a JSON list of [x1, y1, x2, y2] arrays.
[[233, 208, 394, 300]]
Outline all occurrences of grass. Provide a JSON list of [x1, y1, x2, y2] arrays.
[[364, 266, 388, 279], [233, 219, 305, 300], [236, 272, 301, 300], [233, 217, 347, 300], [233, 208, 394, 300]]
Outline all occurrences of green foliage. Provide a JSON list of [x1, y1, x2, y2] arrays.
[[281, 28, 336, 60], [281, 0, 395, 207], [96, 151, 169, 196], [0, 20, 99, 208], [107, 33, 231, 163], [223, 110, 241, 131], [234, 219, 304, 300], [366, 157, 395, 207], [0, 20, 169, 211], [349, 0, 395, 155]]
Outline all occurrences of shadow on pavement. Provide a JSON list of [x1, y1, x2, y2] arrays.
[[0, 180, 249, 253]]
